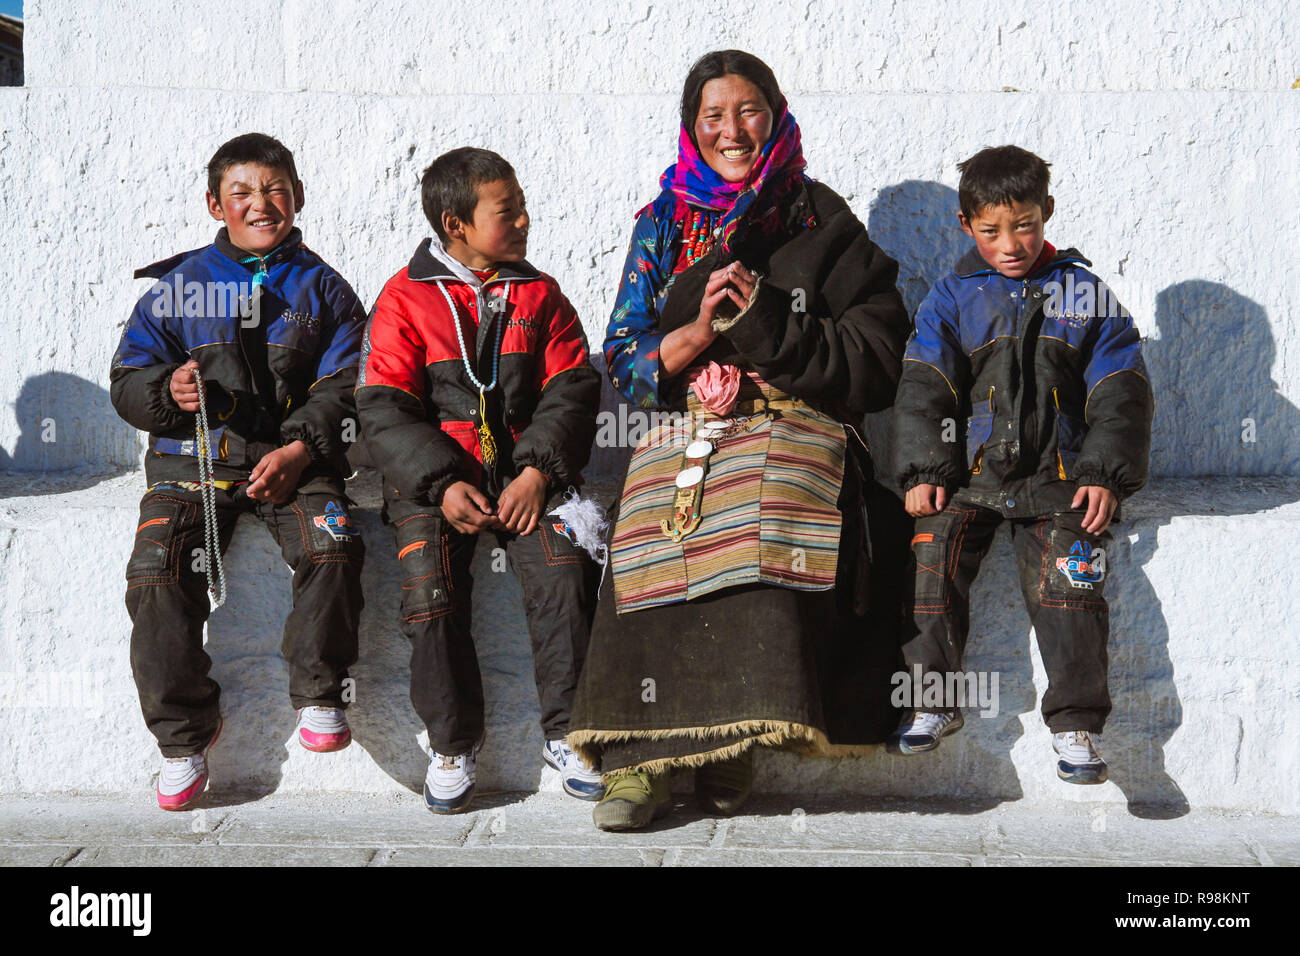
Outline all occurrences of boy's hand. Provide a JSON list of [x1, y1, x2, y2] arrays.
[[905, 483, 948, 517], [246, 441, 312, 504], [493, 466, 548, 536], [1072, 485, 1118, 534], [169, 359, 205, 412], [439, 480, 499, 535]]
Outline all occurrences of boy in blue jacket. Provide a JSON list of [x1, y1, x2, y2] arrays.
[[110, 133, 367, 810], [892, 145, 1154, 783]]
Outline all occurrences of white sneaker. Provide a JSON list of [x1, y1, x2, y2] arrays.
[[424, 741, 480, 814], [157, 719, 222, 811], [296, 706, 351, 752], [542, 739, 605, 801], [1053, 730, 1108, 784], [895, 710, 964, 755]]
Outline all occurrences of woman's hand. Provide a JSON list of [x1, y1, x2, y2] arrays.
[[660, 263, 757, 377], [707, 262, 757, 319]]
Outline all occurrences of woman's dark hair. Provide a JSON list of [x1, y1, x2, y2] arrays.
[[680, 50, 783, 146]]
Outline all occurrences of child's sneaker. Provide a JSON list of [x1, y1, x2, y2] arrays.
[[894, 710, 964, 754], [296, 706, 351, 752], [1053, 730, 1108, 784], [542, 739, 604, 801], [424, 742, 480, 814], [157, 719, 222, 811]]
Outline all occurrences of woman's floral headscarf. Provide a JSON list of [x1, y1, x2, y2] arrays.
[[659, 94, 808, 255]]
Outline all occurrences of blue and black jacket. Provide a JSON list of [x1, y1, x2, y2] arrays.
[[893, 244, 1154, 516], [110, 228, 367, 485]]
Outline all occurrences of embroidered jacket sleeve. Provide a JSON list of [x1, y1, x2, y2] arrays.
[[279, 272, 366, 464], [511, 283, 601, 487], [355, 281, 470, 504], [1071, 285, 1154, 497], [110, 279, 196, 435], [604, 208, 674, 409], [719, 210, 910, 418], [893, 279, 969, 492]]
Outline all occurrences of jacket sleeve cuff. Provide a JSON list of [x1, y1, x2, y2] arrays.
[[146, 363, 189, 424], [279, 422, 331, 464], [513, 451, 568, 489], [1070, 472, 1126, 496], [900, 470, 957, 493]]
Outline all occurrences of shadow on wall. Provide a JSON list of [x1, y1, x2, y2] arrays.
[[1105, 282, 1300, 816], [1148, 281, 1300, 478], [861, 180, 971, 478], [0, 372, 140, 489]]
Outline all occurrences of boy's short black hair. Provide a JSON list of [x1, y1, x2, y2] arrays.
[[680, 50, 783, 148], [207, 132, 299, 199], [957, 145, 1052, 220], [421, 147, 517, 242]]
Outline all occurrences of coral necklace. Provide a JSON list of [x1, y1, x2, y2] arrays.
[[678, 208, 719, 271]]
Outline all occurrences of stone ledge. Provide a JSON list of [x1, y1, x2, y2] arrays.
[[0, 470, 1297, 814]]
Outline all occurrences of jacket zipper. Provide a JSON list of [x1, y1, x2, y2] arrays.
[[1052, 386, 1067, 480]]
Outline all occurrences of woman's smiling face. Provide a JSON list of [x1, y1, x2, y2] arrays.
[[694, 75, 774, 183]]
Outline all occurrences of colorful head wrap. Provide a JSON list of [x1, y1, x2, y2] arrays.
[[659, 94, 807, 254]]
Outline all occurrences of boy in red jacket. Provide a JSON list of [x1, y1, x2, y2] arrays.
[[357, 148, 603, 813]]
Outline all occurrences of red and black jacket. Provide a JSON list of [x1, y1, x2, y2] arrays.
[[356, 238, 601, 504]]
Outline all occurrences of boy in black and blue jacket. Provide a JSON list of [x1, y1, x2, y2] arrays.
[[892, 145, 1154, 783], [110, 133, 367, 810]]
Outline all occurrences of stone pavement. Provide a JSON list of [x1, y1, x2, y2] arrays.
[[2, 792, 1296, 867]]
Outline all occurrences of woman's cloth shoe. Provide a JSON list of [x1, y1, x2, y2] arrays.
[[592, 771, 671, 831], [543, 740, 605, 800], [695, 749, 754, 816], [424, 744, 480, 814], [895, 710, 964, 754], [1053, 730, 1108, 784], [296, 706, 351, 752], [157, 719, 222, 811]]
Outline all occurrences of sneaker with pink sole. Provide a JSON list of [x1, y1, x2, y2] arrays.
[[296, 706, 351, 752], [157, 719, 222, 811]]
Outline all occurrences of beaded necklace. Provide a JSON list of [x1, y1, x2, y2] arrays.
[[435, 280, 508, 469], [676, 207, 719, 273]]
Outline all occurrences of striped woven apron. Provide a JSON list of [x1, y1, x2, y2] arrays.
[[610, 374, 847, 614]]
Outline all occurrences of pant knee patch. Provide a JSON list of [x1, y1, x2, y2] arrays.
[[293, 498, 364, 565], [1042, 518, 1109, 609], [395, 513, 454, 623], [910, 509, 973, 612], [538, 518, 585, 568], [126, 495, 196, 590]]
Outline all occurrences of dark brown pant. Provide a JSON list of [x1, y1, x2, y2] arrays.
[[903, 494, 1112, 732], [387, 495, 598, 756], [125, 479, 364, 756]]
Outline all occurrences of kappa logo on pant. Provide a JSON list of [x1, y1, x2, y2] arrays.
[[1056, 540, 1106, 589], [313, 501, 359, 541], [551, 520, 579, 546]]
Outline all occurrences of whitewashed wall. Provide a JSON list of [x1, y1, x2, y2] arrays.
[[1, 2, 1298, 811], [2, 0, 1298, 475]]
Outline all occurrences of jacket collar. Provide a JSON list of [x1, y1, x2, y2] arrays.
[[132, 228, 305, 281], [954, 242, 1090, 279], [213, 227, 304, 272], [407, 236, 540, 285]]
